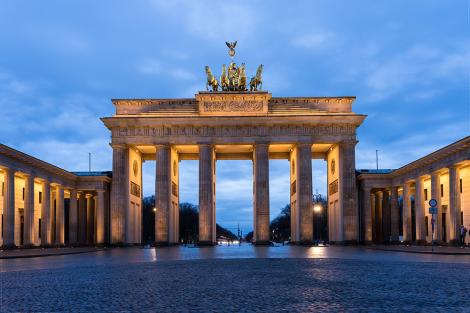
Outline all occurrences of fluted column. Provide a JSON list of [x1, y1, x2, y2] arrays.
[[68, 189, 78, 244], [41, 180, 51, 246], [2, 168, 15, 248], [155, 144, 170, 244], [110, 144, 129, 244], [340, 140, 359, 242], [253, 143, 270, 244], [362, 187, 372, 243], [23, 174, 35, 246], [382, 190, 391, 242], [86, 194, 94, 244], [198, 144, 216, 245], [78, 192, 87, 244], [431, 172, 442, 242], [448, 166, 460, 243], [375, 191, 383, 243], [402, 182, 412, 242], [390, 186, 399, 242], [414, 177, 426, 242], [370, 192, 376, 242], [298, 144, 313, 243], [55, 185, 65, 245], [96, 190, 105, 244]]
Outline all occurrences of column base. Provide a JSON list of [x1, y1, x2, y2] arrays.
[[1, 244, 17, 250], [197, 241, 216, 246], [20, 244, 35, 249], [153, 241, 171, 247], [253, 241, 273, 246], [413, 239, 427, 245], [448, 239, 460, 246], [328, 240, 358, 245]]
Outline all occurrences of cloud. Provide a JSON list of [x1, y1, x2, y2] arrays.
[[150, 0, 259, 41], [291, 31, 336, 49]]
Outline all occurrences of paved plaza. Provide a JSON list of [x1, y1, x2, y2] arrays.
[[1, 245, 470, 312]]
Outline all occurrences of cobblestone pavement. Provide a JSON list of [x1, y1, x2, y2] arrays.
[[2, 255, 470, 312]]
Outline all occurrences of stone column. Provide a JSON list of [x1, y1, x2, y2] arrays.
[[96, 190, 106, 245], [23, 174, 35, 246], [390, 186, 400, 242], [375, 191, 383, 243], [298, 144, 313, 243], [55, 185, 64, 245], [362, 187, 372, 243], [68, 189, 78, 244], [431, 172, 442, 242], [198, 144, 216, 245], [253, 143, 270, 244], [2, 168, 15, 248], [78, 192, 87, 244], [155, 144, 170, 244], [448, 166, 461, 243], [414, 177, 426, 243], [41, 180, 51, 246], [110, 144, 129, 244], [402, 182, 412, 243], [86, 194, 94, 244], [382, 190, 391, 242], [370, 192, 376, 243], [340, 140, 359, 242]]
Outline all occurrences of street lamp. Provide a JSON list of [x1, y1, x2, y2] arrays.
[[313, 203, 323, 214], [153, 207, 157, 213]]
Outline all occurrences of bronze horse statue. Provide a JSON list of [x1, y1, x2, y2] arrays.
[[250, 64, 263, 91], [220, 64, 229, 91], [205, 66, 219, 92], [238, 63, 247, 91]]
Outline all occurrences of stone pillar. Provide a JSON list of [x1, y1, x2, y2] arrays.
[[382, 190, 391, 242], [23, 174, 35, 246], [431, 172, 442, 242], [253, 143, 270, 244], [2, 168, 15, 248], [370, 192, 376, 243], [78, 192, 87, 244], [198, 144, 216, 245], [340, 140, 358, 242], [41, 180, 52, 246], [390, 186, 400, 242], [110, 144, 129, 244], [297, 144, 313, 243], [68, 189, 78, 244], [155, 144, 170, 244], [86, 194, 94, 244], [96, 190, 106, 245], [414, 177, 426, 243], [362, 187, 372, 243], [375, 191, 383, 243], [402, 182, 412, 243], [448, 166, 461, 243], [55, 185, 64, 245]]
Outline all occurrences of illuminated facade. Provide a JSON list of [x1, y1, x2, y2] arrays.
[[101, 92, 365, 245], [357, 137, 470, 245], [1, 93, 468, 247], [0, 145, 111, 248]]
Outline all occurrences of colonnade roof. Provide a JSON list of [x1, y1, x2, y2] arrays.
[[357, 136, 470, 182], [0, 144, 111, 184]]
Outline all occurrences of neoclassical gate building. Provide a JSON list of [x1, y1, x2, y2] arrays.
[[101, 91, 366, 245]]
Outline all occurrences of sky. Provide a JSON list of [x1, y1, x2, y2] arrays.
[[1, 1, 469, 233]]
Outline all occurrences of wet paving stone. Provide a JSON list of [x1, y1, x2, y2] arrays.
[[1, 257, 470, 312]]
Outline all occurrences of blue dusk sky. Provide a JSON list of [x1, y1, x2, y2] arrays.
[[1, 1, 469, 233]]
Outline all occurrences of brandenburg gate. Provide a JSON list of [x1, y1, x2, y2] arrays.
[[101, 44, 366, 245]]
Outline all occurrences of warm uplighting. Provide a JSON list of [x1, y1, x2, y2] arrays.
[[153, 207, 157, 213], [313, 204, 323, 213]]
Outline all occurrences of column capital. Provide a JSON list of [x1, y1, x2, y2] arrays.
[[96, 189, 106, 194], [296, 142, 312, 148], [339, 139, 358, 147], [110, 143, 127, 150]]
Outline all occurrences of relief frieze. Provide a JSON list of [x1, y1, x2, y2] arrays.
[[113, 124, 356, 138]]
